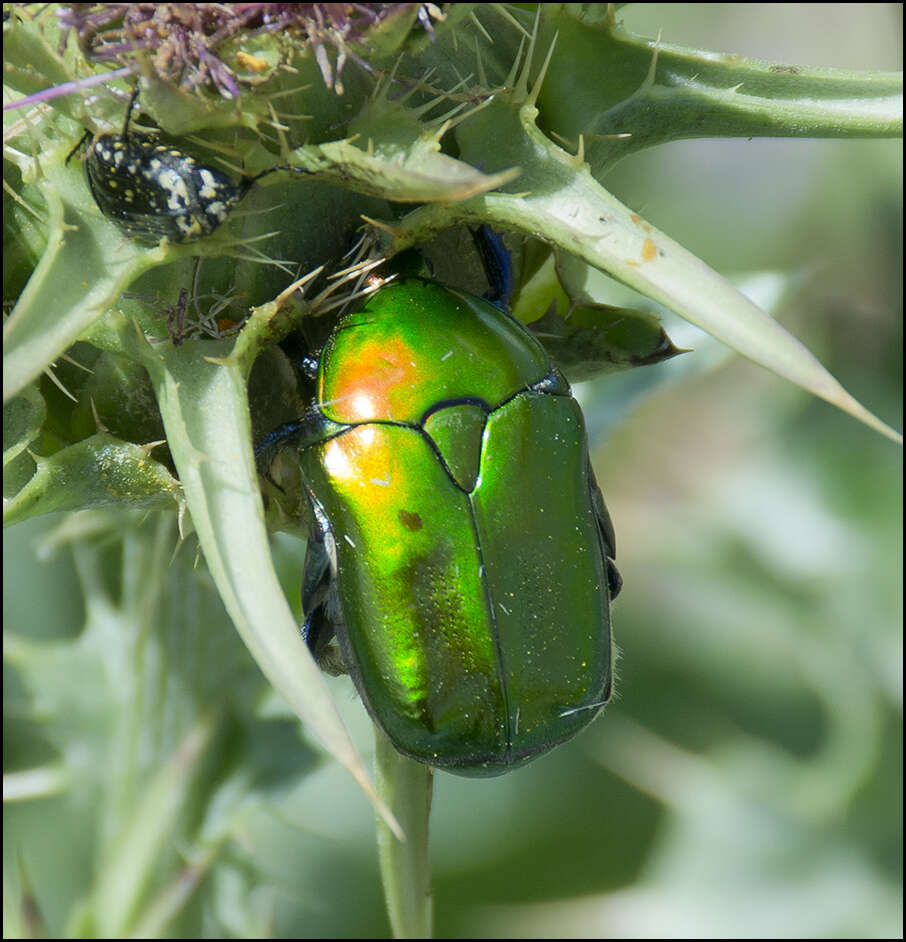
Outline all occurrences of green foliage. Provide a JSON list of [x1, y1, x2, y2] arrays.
[[3, 3, 901, 938]]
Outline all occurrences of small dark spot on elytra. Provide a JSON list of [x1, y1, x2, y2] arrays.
[[398, 509, 423, 531]]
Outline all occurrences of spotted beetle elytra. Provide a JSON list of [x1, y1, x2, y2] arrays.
[[69, 87, 306, 243]]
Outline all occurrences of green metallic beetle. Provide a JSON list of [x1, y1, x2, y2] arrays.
[[282, 273, 621, 776]]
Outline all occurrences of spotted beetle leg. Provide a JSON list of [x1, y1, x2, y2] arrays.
[[301, 505, 348, 676], [65, 129, 92, 165]]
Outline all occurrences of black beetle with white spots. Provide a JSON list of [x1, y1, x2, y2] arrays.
[[71, 88, 305, 244]]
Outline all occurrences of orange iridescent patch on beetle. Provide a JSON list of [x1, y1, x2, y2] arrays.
[[319, 425, 426, 547], [322, 425, 390, 488], [321, 332, 423, 423], [318, 279, 551, 427], [315, 424, 487, 605]]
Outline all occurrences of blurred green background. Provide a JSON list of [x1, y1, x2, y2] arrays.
[[4, 4, 902, 938]]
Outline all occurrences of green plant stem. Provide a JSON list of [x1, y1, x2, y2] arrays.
[[375, 729, 434, 939]]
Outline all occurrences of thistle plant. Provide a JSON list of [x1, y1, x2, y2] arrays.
[[3, 4, 902, 939]]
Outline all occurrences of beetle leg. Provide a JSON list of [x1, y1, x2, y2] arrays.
[[301, 506, 349, 676], [471, 224, 514, 309], [120, 85, 141, 137], [253, 406, 325, 484], [588, 458, 622, 600], [301, 522, 333, 655], [604, 556, 623, 601], [303, 603, 348, 677], [254, 419, 306, 469], [65, 129, 92, 165]]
